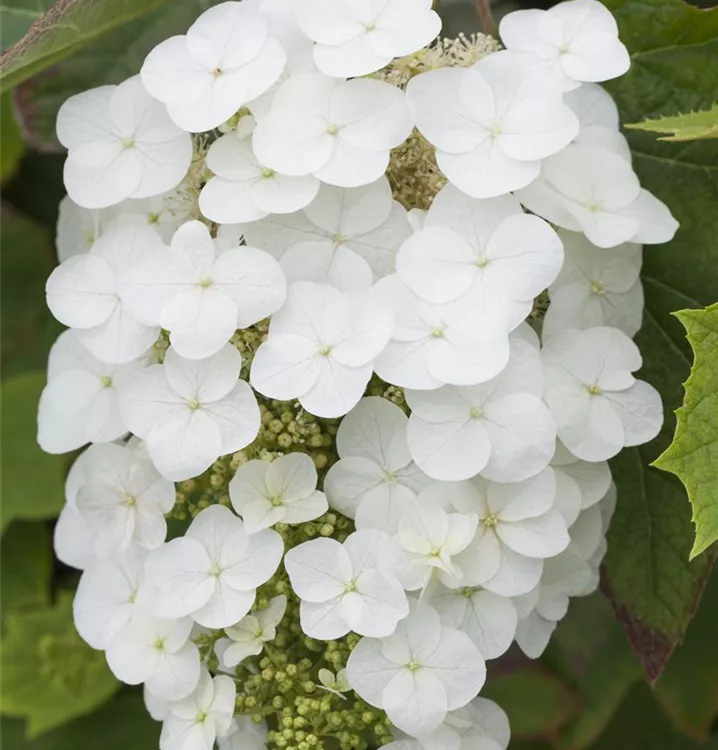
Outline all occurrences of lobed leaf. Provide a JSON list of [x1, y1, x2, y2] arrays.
[[627, 103, 718, 142]]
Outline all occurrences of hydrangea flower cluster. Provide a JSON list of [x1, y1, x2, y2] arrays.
[[40, 1, 675, 749]]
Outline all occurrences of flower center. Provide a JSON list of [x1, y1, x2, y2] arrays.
[[406, 660, 421, 672], [188, 398, 201, 410], [317, 344, 332, 357], [332, 233, 346, 245], [100, 375, 113, 388], [198, 277, 213, 288], [124, 495, 137, 507], [195, 710, 209, 724], [557, 43, 570, 54], [212, 67, 223, 79], [590, 280, 605, 295], [147, 213, 161, 224], [261, 168, 276, 179], [326, 124, 340, 136], [470, 406, 484, 419], [484, 513, 499, 529], [344, 580, 357, 593], [154, 638, 166, 651], [270, 496, 284, 507], [121, 137, 135, 149], [462, 586, 480, 598], [365, 21, 377, 31], [588, 384, 601, 396], [210, 562, 222, 577], [488, 119, 502, 137], [384, 471, 396, 485], [430, 326, 444, 338], [584, 199, 604, 213], [429, 547, 442, 558], [476, 256, 488, 268]]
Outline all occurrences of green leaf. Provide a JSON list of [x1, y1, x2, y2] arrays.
[[0, 591, 119, 736], [654, 568, 718, 740], [627, 103, 718, 142], [0, 372, 65, 532], [599, 0, 718, 681], [0, 0, 176, 89], [1, 521, 51, 615], [1, 205, 62, 376], [12, 0, 210, 151], [1, 93, 24, 183], [1, 1, 53, 52], [0, 689, 160, 750], [482, 667, 581, 740], [653, 304, 718, 559]]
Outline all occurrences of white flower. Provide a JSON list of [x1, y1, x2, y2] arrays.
[[229, 453, 327, 533], [347, 604, 486, 737], [385, 493, 478, 591], [46, 224, 165, 363], [56, 196, 110, 262], [215, 595, 287, 668], [74, 443, 175, 555], [432, 585, 518, 660], [145, 504, 283, 628], [563, 83, 631, 159], [324, 397, 429, 533], [448, 470, 570, 597], [551, 440, 612, 516], [240, 178, 412, 290], [253, 73, 412, 188], [119, 345, 260, 481], [219, 716, 269, 750], [318, 668, 351, 696], [284, 530, 408, 639], [543, 231, 643, 337], [298, 0, 441, 78], [160, 667, 236, 750], [141, 2, 286, 132], [56, 76, 192, 209], [517, 144, 679, 247], [499, 0, 630, 91], [390, 696, 511, 750], [541, 327, 663, 461], [398, 185, 563, 326], [105, 610, 200, 701], [123, 220, 286, 360], [37, 330, 146, 454], [73, 546, 146, 650], [373, 275, 511, 390], [200, 130, 319, 224], [406, 51, 578, 198], [250, 282, 393, 418], [405, 337, 556, 482]]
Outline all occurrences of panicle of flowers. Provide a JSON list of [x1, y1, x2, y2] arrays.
[[39, 0, 675, 748]]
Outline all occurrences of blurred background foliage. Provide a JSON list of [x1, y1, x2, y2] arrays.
[[2, 0, 718, 748]]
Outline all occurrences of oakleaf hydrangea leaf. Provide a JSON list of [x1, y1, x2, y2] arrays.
[[0, 592, 119, 737], [654, 304, 718, 559], [626, 103, 718, 142]]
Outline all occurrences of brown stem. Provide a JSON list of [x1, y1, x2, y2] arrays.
[[473, 0, 498, 37]]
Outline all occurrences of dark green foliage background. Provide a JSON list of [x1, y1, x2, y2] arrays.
[[1, 0, 718, 748]]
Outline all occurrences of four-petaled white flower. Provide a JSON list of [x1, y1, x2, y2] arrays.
[[159, 667, 236, 750], [46, 224, 165, 363], [284, 530, 409, 639], [499, 0, 630, 91], [250, 282, 393, 418], [105, 610, 200, 701], [37, 330, 146, 454], [216, 595, 287, 668], [385, 493, 478, 591], [298, 0, 441, 78], [141, 2, 286, 132], [448, 470, 570, 597], [398, 185, 564, 327], [405, 337, 556, 481], [200, 129, 320, 224], [517, 143, 679, 248], [74, 442, 175, 555], [123, 220, 286, 360], [407, 51, 578, 198], [145, 504, 283, 628], [229, 453, 328, 533], [73, 546, 146, 650], [119, 345, 260, 481], [374, 275, 511, 390], [543, 231, 643, 338], [432, 584, 518, 660], [541, 327, 663, 461], [324, 397, 429, 533], [57, 76, 192, 209], [347, 604, 486, 737], [240, 178, 412, 290], [253, 73, 413, 188]]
